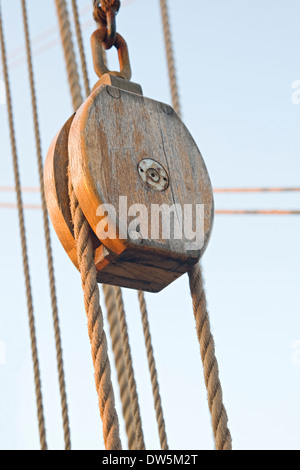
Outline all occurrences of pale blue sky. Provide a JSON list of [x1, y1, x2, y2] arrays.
[[0, 0, 299, 450]]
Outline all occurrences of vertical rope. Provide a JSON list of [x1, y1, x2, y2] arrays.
[[21, 0, 71, 450], [159, 0, 232, 450], [55, 0, 83, 110], [159, 0, 181, 116], [188, 265, 232, 450], [0, 4, 47, 451], [114, 287, 145, 450], [55, 0, 122, 448], [103, 285, 136, 450], [69, 186, 122, 449], [138, 291, 168, 450], [70, 0, 90, 97]]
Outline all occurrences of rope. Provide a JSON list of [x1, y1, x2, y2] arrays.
[[0, 186, 40, 192], [55, 0, 122, 448], [54, 0, 83, 110], [103, 285, 136, 450], [21, 0, 71, 450], [138, 291, 168, 450], [0, 203, 42, 210], [2, 186, 300, 194], [8, 1, 137, 71], [159, 0, 181, 116], [0, 5, 47, 451], [2, 203, 300, 216], [71, 0, 90, 96], [69, 185, 122, 450], [159, 0, 232, 450], [67, 0, 138, 448], [114, 287, 145, 450], [214, 187, 300, 193], [216, 210, 300, 215], [188, 265, 232, 450]]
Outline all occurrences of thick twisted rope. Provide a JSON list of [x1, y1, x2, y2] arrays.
[[103, 285, 136, 450], [69, 186, 122, 450], [188, 265, 232, 450], [58, 0, 137, 448], [0, 5, 47, 451], [159, 0, 232, 450], [55, 0, 83, 110], [71, 0, 90, 97], [159, 0, 181, 116], [55, 0, 122, 448], [138, 291, 168, 450], [21, 0, 71, 450], [114, 287, 145, 450]]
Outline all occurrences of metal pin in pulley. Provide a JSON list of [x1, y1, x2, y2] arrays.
[[44, 6, 214, 293]]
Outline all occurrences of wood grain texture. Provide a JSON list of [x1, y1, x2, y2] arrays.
[[45, 75, 214, 292], [44, 115, 103, 270], [68, 82, 214, 291]]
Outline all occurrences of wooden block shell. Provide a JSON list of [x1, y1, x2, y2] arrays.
[[68, 84, 214, 288], [45, 78, 214, 292], [44, 115, 103, 270]]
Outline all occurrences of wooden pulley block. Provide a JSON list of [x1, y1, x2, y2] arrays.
[[45, 74, 214, 292]]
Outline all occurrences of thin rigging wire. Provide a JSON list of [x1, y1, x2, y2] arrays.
[[114, 287, 145, 450], [21, 0, 71, 450], [1, 186, 300, 194], [7, 0, 138, 70], [159, 0, 180, 116], [1, 203, 299, 215], [0, 3, 47, 451], [102, 285, 136, 450], [71, 0, 90, 97], [217, 210, 300, 215], [138, 291, 168, 450], [214, 188, 300, 193]]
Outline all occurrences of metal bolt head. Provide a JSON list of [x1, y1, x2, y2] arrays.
[[138, 159, 169, 192]]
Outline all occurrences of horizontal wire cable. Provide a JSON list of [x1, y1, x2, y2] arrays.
[[0, 3, 47, 449], [214, 188, 300, 193], [21, 0, 71, 449], [0, 186, 40, 192], [216, 210, 300, 215], [1, 186, 300, 194], [7, 0, 137, 70], [0, 203, 42, 210], [1, 203, 299, 215]]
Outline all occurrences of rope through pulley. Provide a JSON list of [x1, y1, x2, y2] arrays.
[[47, 0, 226, 451], [159, 0, 232, 450], [51, 0, 171, 450], [54, 0, 122, 450]]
